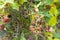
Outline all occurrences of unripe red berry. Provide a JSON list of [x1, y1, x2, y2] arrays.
[[0, 24, 4, 30], [2, 17, 9, 23]]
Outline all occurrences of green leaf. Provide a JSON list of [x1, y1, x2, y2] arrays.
[[4, 23, 10, 28], [10, 2, 19, 10], [42, 10, 51, 17], [44, 0, 53, 5], [8, 29, 14, 33], [34, 0, 40, 1], [20, 32, 26, 40], [35, 35, 38, 40], [13, 37, 18, 40], [3, 0, 14, 4], [53, 32, 60, 38]]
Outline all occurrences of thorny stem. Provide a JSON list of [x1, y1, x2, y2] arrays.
[[36, 2, 42, 8]]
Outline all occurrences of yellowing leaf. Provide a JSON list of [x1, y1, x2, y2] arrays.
[[19, 0, 27, 5], [0, 0, 14, 9], [1, 0, 14, 4], [54, 0, 58, 2], [45, 32, 53, 40], [0, 3, 6, 9], [54, 38, 59, 40], [45, 32, 53, 37], [49, 5, 58, 16], [31, 14, 34, 21], [48, 37, 53, 40], [48, 16, 57, 26]]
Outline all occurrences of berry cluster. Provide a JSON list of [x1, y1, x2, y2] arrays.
[[29, 14, 53, 34]]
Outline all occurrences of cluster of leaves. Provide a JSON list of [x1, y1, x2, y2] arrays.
[[0, 0, 60, 40]]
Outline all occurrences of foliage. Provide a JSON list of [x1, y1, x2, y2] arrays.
[[0, 0, 60, 40]]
